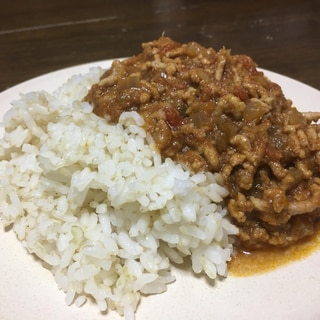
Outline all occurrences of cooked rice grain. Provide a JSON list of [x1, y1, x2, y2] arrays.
[[0, 68, 238, 319]]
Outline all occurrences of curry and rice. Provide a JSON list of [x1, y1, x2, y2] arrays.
[[0, 37, 319, 318]]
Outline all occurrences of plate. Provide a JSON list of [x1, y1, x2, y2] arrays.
[[0, 61, 320, 320]]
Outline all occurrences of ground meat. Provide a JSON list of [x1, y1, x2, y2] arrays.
[[85, 36, 320, 249]]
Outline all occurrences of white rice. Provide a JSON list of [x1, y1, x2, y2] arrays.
[[0, 67, 238, 319]]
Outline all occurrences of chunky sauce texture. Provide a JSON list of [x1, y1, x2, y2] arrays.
[[85, 37, 320, 251]]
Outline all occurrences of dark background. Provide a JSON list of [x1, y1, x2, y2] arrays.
[[0, 0, 319, 92]]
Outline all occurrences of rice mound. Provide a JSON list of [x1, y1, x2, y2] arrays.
[[0, 67, 238, 319]]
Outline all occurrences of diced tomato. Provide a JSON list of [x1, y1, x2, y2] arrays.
[[233, 86, 249, 101], [159, 39, 180, 56], [165, 108, 183, 127]]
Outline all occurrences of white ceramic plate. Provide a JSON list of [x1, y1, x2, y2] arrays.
[[0, 61, 319, 320]]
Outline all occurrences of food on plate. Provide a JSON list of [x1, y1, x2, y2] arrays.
[[1, 36, 319, 319], [0, 66, 237, 318], [86, 36, 320, 250]]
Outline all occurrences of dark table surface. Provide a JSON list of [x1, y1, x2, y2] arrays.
[[1, 0, 319, 93]]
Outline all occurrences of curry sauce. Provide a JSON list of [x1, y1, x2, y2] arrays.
[[85, 36, 320, 252], [229, 223, 320, 276]]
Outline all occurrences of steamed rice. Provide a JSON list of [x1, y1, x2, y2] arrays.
[[0, 67, 238, 319]]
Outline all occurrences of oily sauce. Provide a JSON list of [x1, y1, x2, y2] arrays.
[[228, 224, 320, 277]]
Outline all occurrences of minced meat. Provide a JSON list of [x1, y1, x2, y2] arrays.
[[85, 36, 320, 249]]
